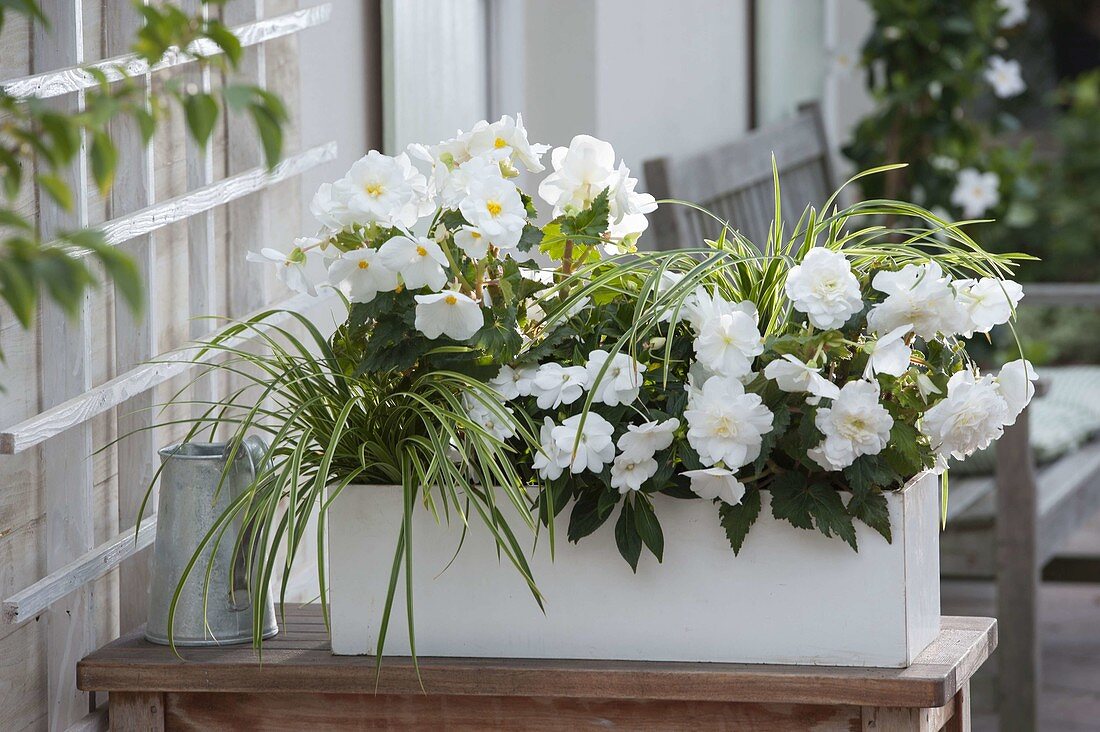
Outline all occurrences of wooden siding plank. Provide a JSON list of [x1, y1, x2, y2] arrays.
[[0, 290, 337, 455], [107, 0, 157, 636], [34, 2, 97, 728], [2, 514, 157, 626], [1, 5, 332, 100]]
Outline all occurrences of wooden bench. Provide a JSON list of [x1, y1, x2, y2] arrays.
[[941, 283, 1100, 732], [78, 603, 994, 731], [644, 102, 834, 250]]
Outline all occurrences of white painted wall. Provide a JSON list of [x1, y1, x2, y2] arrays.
[[523, 0, 749, 187], [757, 0, 826, 126]]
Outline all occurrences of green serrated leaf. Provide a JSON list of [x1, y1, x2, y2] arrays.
[[614, 500, 642, 571], [632, 495, 664, 562], [718, 486, 761, 555], [770, 474, 858, 550], [847, 486, 892, 544]]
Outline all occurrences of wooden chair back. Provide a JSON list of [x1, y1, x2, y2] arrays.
[[644, 102, 834, 250]]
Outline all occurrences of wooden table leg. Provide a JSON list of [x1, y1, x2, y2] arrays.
[[944, 681, 971, 732], [109, 692, 165, 732]]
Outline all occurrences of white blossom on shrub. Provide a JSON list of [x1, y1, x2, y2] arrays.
[[868, 262, 966, 339], [464, 394, 516, 442], [693, 311, 764, 379], [466, 114, 549, 173], [995, 359, 1038, 426], [863, 324, 913, 378], [997, 0, 1029, 28], [617, 418, 680, 462], [764, 354, 840, 400], [551, 413, 616, 474], [685, 375, 774, 469], [955, 277, 1024, 336], [333, 150, 429, 228], [784, 248, 863, 329], [950, 168, 1001, 218], [413, 291, 484, 340], [610, 453, 659, 494], [683, 468, 746, 505], [810, 380, 893, 471], [984, 56, 1026, 98], [246, 245, 315, 296], [453, 226, 489, 259], [586, 350, 644, 407], [489, 364, 536, 400], [920, 370, 1009, 461], [533, 417, 569, 480], [531, 362, 589, 409], [538, 134, 617, 213], [327, 247, 398, 304], [378, 235, 449, 291]]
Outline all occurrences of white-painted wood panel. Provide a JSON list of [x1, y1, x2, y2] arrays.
[[382, 0, 489, 152]]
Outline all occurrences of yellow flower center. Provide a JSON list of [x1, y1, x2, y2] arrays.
[[445, 294, 457, 305], [416, 245, 428, 256], [494, 136, 507, 149], [357, 260, 369, 270], [471, 231, 482, 239], [365, 182, 384, 197], [486, 200, 503, 217]]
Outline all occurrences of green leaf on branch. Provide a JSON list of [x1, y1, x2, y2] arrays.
[[183, 92, 219, 149], [770, 473, 858, 550], [89, 131, 117, 193], [614, 500, 642, 571], [517, 223, 543, 253], [718, 486, 761, 555], [560, 188, 611, 245], [36, 173, 72, 211], [567, 489, 614, 543], [632, 495, 664, 562], [847, 485, 892, 544], [203, 19, 242, 67]]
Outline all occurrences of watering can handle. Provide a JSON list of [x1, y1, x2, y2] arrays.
[[227, 435, 271, 612]]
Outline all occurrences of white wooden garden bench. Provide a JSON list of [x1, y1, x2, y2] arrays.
[[644, 105, 1100, 732]]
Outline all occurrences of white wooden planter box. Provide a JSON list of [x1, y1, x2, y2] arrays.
[[328, 472, 940, 667]]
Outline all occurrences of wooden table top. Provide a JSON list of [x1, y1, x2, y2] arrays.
[[79, 604, 996, 710]]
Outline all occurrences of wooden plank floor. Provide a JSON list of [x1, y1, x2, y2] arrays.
[[943, 511, 1100, 731]]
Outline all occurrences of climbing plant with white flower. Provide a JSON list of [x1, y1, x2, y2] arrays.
[[181, 117, 1033, 650]]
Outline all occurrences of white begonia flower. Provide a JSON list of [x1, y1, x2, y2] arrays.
[[533, 417, 569, 481], [683, 286, 758, 334], [985, 56, 1026, 98], [552, 412, 616, 475], [327, 247, 399, 304], [682, 468, 747, 505], [333, 150, 430, 229], [310, 182, 353, 229], [458, 175, 526, 249], [951, 168, 1001, 218], [916, 373, 943, 403], [247, 245, 316, 296], [995, 359, 1038, 426], [693, 311, 765, 379], [530, 362, 589, 410], [863, 324, 914, 378], [810, 380, 894, 471], [454, 226, 489, 260], [606, 161, 657, 235], [378, 235, 449, 291], [463, 394, 516, 442], [784, 248, 864, 329], [868, 261, 967, 339], [997, 0, 1028, 27], [764, 354, 841, 400], [617, 418, 680, 462], [955, 277, 1024, 336], [538, 134, 618, 212], [488, 364, 534, 400], [920, 370, 1009, 461], [466, 114, 549, 173], [413, 291, 484, 341], [684, 375, 775, 469], [586, 349, 645, 407], [610, 453, 659, 494]]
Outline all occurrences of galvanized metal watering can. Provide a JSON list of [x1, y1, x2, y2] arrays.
[[146, 436, 278, 645]]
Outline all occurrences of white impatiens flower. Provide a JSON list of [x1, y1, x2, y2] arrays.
[[333, 151, 430, 228], [463, 394, 516, 442], [617, 418, 680, 462], [538, 134, 618, 212], [586, 349, 645, 407], [530, 362, 589, 410], [868, 261, 967, 339], [985, 56, 1026, 98], [327, 247, 398, 304], [684, 375, 775, 469], [378, 235, 449, 291], [784, 248, 863, 329], [458, 175, 526, 249], [683, 287, 758, 334], [413, 291, 484, 341], [682, 468, 746, 505], [955, 277, 1024, 336], [466, 114, 549, 173], [997, 0, 1028, 27], [863, 324, 913, 378], [488, 364, 537, 400], [693, 311, 765, 379], [951, 168, 1001, 218], [995, 359, 1038, 426], [310, 182, 353, 229], [247, 244, 316, 296], [920, 370, 1009, 461], [764, 355, 840, 400], [551, 413, 616, 475], [606, 161, 657, 244], [810, 380, 894, 471], [533, 417, 569, 480], [453, 226, 489, 260], [610, 453, 659, 494]]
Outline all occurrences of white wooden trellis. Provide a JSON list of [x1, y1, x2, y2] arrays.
[[0, 3, 336, 730]]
